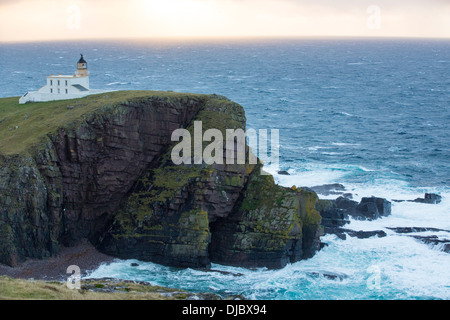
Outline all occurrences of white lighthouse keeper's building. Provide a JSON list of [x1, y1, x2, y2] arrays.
[[19, 55, 109, 104]]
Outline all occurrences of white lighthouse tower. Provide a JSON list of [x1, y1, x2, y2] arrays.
[[19, 54, 109, 104], [76, 54, 89, 77]]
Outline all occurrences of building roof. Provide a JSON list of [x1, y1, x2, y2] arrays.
[[47, 75, 76, 78], [78, 54, 87, 64], [72, 84, 89, 92]]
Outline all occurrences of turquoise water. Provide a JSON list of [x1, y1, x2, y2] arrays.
[[2, 38, 449, 299]]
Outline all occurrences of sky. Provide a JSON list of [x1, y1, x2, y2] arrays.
[[0, 0, 449, 42]]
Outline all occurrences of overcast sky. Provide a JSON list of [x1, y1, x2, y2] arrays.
[[0, 0, 449, 42]]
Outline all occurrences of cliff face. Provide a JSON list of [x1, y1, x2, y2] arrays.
[[0, 91, 322, 269], [209, 175, 322, 269]]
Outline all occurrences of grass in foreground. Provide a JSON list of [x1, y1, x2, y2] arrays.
[[0, 276, 190, 300]]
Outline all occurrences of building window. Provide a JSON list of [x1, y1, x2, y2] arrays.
[[50, 80, 53, 86], [65, 80, 68, 86], [58, 89, 60, 94], [58, 80, 60, 86], [65, 89, 68, 94], [50, 88, 53, 93]]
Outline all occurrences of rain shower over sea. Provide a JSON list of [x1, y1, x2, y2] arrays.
[[1, 38, 449, 299]]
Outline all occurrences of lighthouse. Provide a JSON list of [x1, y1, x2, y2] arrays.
[[19, 54, 109, 104], [76, 54, 89, 77]]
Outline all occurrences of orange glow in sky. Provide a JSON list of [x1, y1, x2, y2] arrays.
[[0, 0, 449, 42]]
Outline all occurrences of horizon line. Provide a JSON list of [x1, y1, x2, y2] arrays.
[[1, 35, 450, 45]]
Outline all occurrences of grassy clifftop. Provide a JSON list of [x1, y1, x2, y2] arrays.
[[0, 91, 206, 155]]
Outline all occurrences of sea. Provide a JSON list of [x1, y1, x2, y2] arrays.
[[1, 38, 449, 300]]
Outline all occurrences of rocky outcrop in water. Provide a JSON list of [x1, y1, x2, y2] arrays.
[[0, 91, 322, 269], [323, 227, 387, 240], [316, 195, 391, 239], [413, 193, 442, 204], [387, 227, 450, 253], [392, 193, 442, 204], [317, 196, 391, 227], [356, 197, 392, 220]]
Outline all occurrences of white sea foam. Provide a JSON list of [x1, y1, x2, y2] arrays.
[[337, 112, 354, 117], [106, 82, 129, 86], [358, 166, 376, 172], [265, 163, 348, 188], [307, 146, 332, 151], [332, 142, 361, 147], [320, 152, 351, 156], [321, 86, 341, 89]]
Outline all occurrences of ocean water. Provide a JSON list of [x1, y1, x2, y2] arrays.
[[1, 38, 449, 300]]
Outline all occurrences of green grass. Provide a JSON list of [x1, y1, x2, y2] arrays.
[[0, 276, 186, 300], [0, 90, 206, 155]]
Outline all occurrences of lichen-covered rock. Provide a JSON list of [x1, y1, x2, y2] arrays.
[[0, 154, 59, 265], [0, 222, 20, 267], [209, 173, 322, 269]]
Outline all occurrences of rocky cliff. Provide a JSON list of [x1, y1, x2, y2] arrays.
[[0, 91, 322, 269]]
